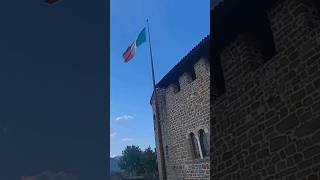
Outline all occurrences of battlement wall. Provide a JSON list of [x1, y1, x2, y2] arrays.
[[151, 57, 210, 179], [165, 58, 209, 98], [211, 0, 320, 179]]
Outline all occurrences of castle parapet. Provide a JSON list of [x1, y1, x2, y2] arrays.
[[166, 83, 179, 95], [194, 58, 210, 80], [268, 0, 320, 52], [165, 56, 209, 97], [150, 35, 211, 179], [211, 0, 320, 179], [178, 72, 193, 89]]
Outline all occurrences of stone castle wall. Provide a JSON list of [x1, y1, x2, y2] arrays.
[[152, 57, 210, 180], [211, 0, 320, 179]]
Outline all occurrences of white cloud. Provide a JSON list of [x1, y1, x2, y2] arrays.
[[21, 171, 76, 180], [121, 138, 133, 142], [110, 132, 117, 137], [115, 115, 134, 121], [110, 154, 119, 158]]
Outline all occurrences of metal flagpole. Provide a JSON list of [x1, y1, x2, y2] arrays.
[[146, 19, 167, 180]]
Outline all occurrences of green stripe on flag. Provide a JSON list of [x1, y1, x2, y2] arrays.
[[136, 28, 146, 47]]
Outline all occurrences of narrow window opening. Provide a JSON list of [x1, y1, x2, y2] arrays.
[[165, 145, 169, 158], [189, 133, 200, 159], [199, 129, 209, 157]]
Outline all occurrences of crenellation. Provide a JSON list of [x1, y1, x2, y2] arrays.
[[178, 72, 193, 89], [211, 0, 320, 179], [165, 57, 210, 101], [152, 1, 320, 178], [151, 36, 210, 179], [268, 0, 320, 53], [166, 83, 179, 95], [221, 34, 265, 81], [194, 57, 209, 74]]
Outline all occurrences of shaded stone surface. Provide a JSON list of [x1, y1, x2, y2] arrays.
[[210, 0, 320, 179], [276, 114, 298, 133], [270, 136, 287, 152]]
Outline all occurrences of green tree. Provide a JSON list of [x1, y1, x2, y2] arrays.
[[118, 145, 143, 176], [140, 146, 158, 176]]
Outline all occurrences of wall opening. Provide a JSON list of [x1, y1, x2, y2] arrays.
[[199, 129, 209, 157], [189, 132, 200, 159], [247, 10, 276, 62], [165, 145, 169, 158]]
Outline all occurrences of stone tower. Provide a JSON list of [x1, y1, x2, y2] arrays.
[[151, 36, 210, 180]]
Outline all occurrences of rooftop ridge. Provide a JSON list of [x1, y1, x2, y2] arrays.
[[182, 34, 210, 60], [155, 35, 210, 88]]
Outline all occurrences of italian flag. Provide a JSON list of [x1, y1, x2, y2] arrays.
[[123, 28, 147, 63]]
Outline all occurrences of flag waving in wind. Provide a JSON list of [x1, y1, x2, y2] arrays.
[[122, 28, 147, 63], [121, 20, 168, 179]]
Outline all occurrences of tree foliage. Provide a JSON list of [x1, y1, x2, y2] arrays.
[[118, 145, 158, 176], [140, 147, 158, 174], [118, 145, 143, 175]]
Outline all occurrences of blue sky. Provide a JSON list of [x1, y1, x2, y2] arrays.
[[110, 0, 209, 157]]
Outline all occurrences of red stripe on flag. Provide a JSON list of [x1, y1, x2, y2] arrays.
[[123, 42, 135, 62]]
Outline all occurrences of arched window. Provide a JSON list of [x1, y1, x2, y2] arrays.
[[189, 132, 200, 159], [199, 129, 209, 157]]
